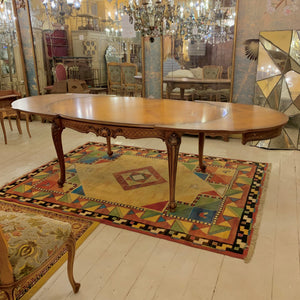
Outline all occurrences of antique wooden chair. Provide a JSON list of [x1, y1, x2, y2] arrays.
[[215, 66, 232, 102], [202, 65, 223, 79], [67, 79, 90, 93], [192, 65, 224, 101], [0, 211, 80, 300], [55, 63, 67, 81], [121, 63, 138, 96], [107, 62, 122, 95], [0, 90, 31, 144], [44, 63, 68, 94]]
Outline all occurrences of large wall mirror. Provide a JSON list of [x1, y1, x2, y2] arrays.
[[29, 0, 142, 95], [253, 30, 300, 150], [162, 0, 237, 101], [28, 0, 237, 99], [0, 0, 26, 95]]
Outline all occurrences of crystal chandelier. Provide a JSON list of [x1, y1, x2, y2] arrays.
[[174, 0, 236, 44], [120, 0, 235, 43], [0, 0, 17, 47], [120, 0, 178, 42], [42, 0, 81, 24], [105, 11, 123, 38]]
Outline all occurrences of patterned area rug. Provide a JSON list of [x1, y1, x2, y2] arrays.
[[0, 199, 98, 300], [0, 142, 269, 261]]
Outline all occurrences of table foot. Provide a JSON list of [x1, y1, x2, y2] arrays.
[[168, 203, 177, 213]]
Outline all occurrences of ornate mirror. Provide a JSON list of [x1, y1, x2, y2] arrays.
[[253, 30, 300, 150], [162, 0, 237, 102]]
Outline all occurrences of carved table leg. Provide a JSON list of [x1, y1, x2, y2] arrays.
[[106, 136, 113, 156], [166, 83, 173, 99], [180, 88, 184, 100], [198, 132, 206, 172], [165, 132, 181, 212], [16, 111, 22, 134], [52, 119, 65, 187]]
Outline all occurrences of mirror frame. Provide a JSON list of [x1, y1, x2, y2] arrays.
[[253, 29, 300, 150]]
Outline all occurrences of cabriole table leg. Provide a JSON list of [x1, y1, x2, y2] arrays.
[[165, 132, 181, 212], [52, 119, 65, 187], [198, 132, 206, 172]]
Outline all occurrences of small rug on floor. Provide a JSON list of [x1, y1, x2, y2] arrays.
[[0, 199, 98, 300], [0, 142, 269, 261]]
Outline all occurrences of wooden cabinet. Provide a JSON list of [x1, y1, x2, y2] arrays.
[[71, 30, 108, 87]]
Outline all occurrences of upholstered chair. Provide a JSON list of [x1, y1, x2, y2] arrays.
[[215, 66, 233, 102], [202, 65, 223, 79], [55, 63, 67, 82], [192, 65, 224, 101], [121, 63, 138, 96], [0, 211, 80, 300], [107, 62, 122, 95], [44, 64, 68, 94]]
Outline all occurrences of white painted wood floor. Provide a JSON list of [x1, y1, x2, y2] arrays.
[[0, 120, 299, 300]]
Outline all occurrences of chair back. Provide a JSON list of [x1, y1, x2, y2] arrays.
[[121, 63, 137, 86], [55, 63, 67, 81], [107, 62, 122, 94], [121, 63, 138, 96], [203, 65, 223, 79]]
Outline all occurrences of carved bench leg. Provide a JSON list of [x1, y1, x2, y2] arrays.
[[66, 233, 80, 293]]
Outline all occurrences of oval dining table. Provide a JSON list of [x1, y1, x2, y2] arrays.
[[12, 94, 288, 211]]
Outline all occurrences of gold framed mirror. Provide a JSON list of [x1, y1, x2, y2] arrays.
[[27, 0, 238, 99]]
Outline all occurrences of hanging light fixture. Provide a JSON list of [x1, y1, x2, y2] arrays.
[[120, 0, 178, 42], [42, 0, 81, 24], [175, 0, 236, 44], [0, 0, 17, 47], [120, 0, 235, 43]]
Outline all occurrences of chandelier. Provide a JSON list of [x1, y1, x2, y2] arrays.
[[42, 0, 81, 24], [105, 11, 123, 38], [120, 0, 236, 43], [0, 0, 17, 47], [120, 0, 177, 42], [175, 0, 236, 44]]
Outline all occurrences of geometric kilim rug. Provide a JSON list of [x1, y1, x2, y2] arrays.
[[0, 142, 270, 261]]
